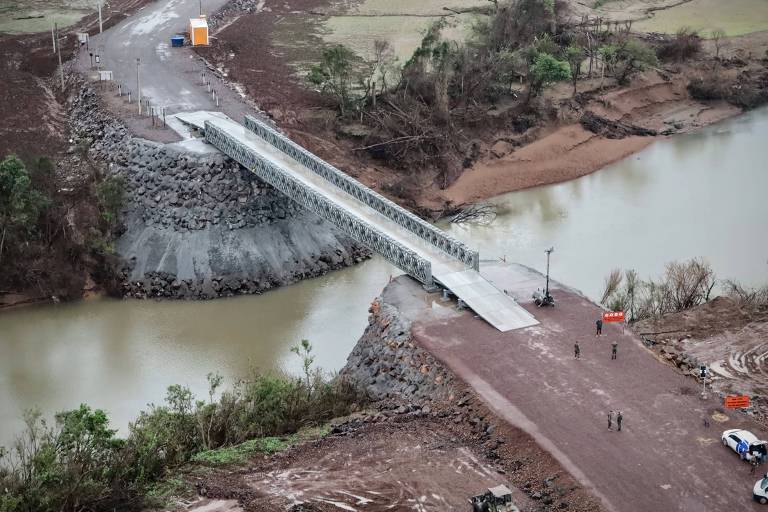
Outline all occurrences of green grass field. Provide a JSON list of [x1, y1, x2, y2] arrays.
[[635, 0, 768, 37], [319, 0, 486, 61], [0, 0, 93, 34]]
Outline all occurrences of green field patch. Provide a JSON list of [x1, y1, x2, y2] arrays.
[[635, 0, 768, 37], [190, 425, 331, 466], [0, 0, 96, 34], [322, 13, 478, 62], [318, 0, 486, 62]]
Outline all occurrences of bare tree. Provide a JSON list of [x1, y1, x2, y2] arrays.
[[601, 268, 623, 305], [665, 258, 715, 311], [711, 28, 726, 60], [449, 203, 497, 225]]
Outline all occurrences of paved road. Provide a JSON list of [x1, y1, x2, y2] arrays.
[[405, 263, 765, 512], [78, 0, 249, 120]]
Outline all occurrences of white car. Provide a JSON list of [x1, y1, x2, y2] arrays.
[[722, 428, 768, 461], [754, 473, 768, 504]]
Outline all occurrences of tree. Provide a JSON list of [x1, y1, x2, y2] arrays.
[[0, 155, 48, 264], [565, 45, 585, 95], [614, 39, 658, 84], [308, 45, 356, 116], [527, 52, 570, 99], [290, 339, 315, 393], [711, 28, 726, 60]]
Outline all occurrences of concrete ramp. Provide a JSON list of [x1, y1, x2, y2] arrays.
[[435, 266, 538, 331]]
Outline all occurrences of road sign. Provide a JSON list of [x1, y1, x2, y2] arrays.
[[725, 395, 750, 409], [603, 311, 625, 323]]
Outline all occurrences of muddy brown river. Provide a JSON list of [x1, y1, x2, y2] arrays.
[[2, 108, 767, 445]]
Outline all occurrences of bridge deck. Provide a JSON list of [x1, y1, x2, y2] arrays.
[[179, 112, 537, 331]]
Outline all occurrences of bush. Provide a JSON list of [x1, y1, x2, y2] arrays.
[[657, 27, 702, 62], [0, 155, 49, 264], [95, 175, 125, 227], [601, 258, 716, 321]]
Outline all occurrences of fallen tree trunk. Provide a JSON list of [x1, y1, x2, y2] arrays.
[[580, 111, 657, 138]]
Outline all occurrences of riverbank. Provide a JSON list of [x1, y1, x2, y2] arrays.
[[0, 0, 163, 308], [197, 0, 768, 215]]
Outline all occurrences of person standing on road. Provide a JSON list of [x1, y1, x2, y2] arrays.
[[608, 410, 613, 430], [617, 411, 623, 431], [611, 341, 618, 360], [596, 318, 603, 336], [574, 342, 581, 359], [751, 456, 760, 474]]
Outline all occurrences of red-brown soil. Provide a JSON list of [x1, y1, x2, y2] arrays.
[[409, 263, 767, 511], [188, 406, 602, 511]]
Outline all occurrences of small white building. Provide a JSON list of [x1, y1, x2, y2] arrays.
[[189, 17, 209, 46]]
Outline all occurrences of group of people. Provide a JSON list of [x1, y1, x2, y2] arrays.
[[572, 319, 619, 360], [571, 318, 626, 432]]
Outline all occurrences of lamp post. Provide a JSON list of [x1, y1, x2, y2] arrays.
[[544, 247, 554, 299]]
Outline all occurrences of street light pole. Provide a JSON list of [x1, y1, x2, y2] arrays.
[[544, 247, 554, 298], [199, 0, 202, 16], [136, 58, 141, 115]]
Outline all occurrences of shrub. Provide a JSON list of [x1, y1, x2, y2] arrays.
[[601, 258, 716, 320], [657, 27, 702, 62], [0, 342, 362, 511]]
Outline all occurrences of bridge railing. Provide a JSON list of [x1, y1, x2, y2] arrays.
[[243, 115, 480, 271], [205, 120, 434, 288]]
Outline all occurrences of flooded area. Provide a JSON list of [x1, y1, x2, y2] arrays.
[[1, 107, 767, 447]]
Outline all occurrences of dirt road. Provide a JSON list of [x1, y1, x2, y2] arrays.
[[403, 263, 765, 512]]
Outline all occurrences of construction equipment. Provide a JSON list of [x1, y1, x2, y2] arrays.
[[469, 485, 519, 512]]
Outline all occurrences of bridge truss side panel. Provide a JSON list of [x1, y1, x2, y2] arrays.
[[205, 121, 434, 288], [243, 115, 480, 271]]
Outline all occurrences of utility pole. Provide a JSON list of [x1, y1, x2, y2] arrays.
[[199, 0, 202, 16], [136, 57, 141, 115], [51, 17, 56, 54], [98, 1, 103, 33], [55, 23, 64, 90]]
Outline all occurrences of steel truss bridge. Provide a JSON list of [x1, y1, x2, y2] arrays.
[[178, 112, 537, 332]]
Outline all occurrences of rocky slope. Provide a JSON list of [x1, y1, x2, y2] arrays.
[[340, 277, 457, 402], [71, 85, 370, 299]]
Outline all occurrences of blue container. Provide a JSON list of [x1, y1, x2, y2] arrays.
[[171, 36, 184, 48]]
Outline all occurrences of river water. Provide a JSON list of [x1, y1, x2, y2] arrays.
[[1, 108, 767, 445]]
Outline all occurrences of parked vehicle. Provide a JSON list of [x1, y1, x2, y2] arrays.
[[469, 485, 519, 512], [754, 473, 768, 504], [722, 429, 768, 461]]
